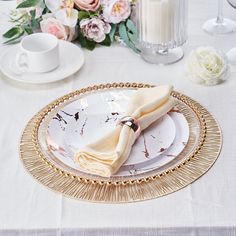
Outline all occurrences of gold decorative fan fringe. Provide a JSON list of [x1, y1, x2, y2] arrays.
[[20, 83, 222, 203]]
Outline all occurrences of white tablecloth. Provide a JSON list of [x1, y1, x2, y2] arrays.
[[0, 1, 236, 235]]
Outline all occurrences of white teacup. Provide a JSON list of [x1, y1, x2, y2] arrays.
[[16, 33, 59, 73]]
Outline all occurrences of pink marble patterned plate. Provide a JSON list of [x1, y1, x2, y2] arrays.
[[46, 89, 189, 177]]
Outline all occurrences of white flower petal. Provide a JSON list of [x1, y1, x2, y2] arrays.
[[55, 9, 78, 27], [45, 0, 61, 13], [35, 1, 45, 18], [186, 47, 229, 86], [42, 13, 55, 20]]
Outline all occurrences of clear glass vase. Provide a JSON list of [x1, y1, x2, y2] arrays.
[[136, 0, 188, 64]]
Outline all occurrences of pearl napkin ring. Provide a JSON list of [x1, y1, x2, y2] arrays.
[[117, 116, 141, 138]]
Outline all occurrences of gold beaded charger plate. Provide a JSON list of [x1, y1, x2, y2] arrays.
[[20, 83, 222, 203]]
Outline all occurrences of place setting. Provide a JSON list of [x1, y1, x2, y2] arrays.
[[3, 0, 236, 234], [0, 33, 84, 84], [2, 0, 233, 203], [19, 82, 221, 203]]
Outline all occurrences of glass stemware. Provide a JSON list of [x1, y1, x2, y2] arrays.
[[226, 0, 236, 64], [227, 0, 236, 8], [203, 0, 236, 34]]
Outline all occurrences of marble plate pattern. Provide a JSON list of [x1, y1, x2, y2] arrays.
[[45, 90, 189, 177]]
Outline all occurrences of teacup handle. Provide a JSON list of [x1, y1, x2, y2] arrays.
[[15, 51, 28, 73]]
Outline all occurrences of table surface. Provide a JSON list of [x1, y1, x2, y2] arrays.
[[0, 0, 236, 235]]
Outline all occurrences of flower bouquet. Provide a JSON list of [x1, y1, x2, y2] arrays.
[[3, 0, 138, 51]]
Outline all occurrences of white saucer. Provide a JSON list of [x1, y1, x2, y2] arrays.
[[0, 40, 84, 84]]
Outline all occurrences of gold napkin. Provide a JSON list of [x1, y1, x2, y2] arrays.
[[75, 85, 175, 177]]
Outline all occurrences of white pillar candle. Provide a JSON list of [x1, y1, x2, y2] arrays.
[[139, 0, 174, 45]]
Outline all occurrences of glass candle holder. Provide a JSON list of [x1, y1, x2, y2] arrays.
[[136, 0, 188, 64]]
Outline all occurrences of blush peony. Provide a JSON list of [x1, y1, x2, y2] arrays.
[[74, 0, 100, 12], [40, 14, 76, 41], [80, 17, 111, 42], [102, 0, 131, 24]]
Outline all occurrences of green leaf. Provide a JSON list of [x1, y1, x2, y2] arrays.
[[17, 0, 41, 9], [3, 37, 21, 44], [118, 22, 140, 53], [9, 13, 26, 23], [118, 22, 129, 44], [83, 39, 96, 50], [126, 19, 137, 36], [78, 11, 90, 21], [99, 35, 111, 46], [88, 11, 99, 17], [3, 28, 25, 44], [3, 27, 23, 38], [126, 41, 140, 53], [42, 5, 50, 15], [31, 18, 40, 28], [24, 27, 33, 35], [78, 30, 96, 50], [30, 9, 36, 19], [109, 24, 117, 42], [127, 31, 137, 43]]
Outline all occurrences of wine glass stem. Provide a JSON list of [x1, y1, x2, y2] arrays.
[[216, 0, 224, 24]]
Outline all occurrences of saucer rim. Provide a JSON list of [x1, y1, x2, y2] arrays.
[[0, 40, 85, 84]]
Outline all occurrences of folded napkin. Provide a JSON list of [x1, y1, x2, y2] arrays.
[[75, 85, 175, 177]]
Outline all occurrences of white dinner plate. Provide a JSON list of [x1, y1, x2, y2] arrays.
[[0, 40, 84, 84], [45, 89, 189, 177]]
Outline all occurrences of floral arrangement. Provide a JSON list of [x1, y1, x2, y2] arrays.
[[3, 0, 138, 51], [186, 47, 229, 86]]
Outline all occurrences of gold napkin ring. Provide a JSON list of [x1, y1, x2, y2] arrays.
[[117, 116, 141, 138]]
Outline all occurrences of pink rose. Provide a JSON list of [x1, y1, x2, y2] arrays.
[[102, 0, 131, 24], [74, 0, 100, 12], [40, 14, 76, 41], [80, 17, 111, 42]]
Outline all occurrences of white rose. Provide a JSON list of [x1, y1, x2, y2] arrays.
[[186, 47, 229, 86]]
